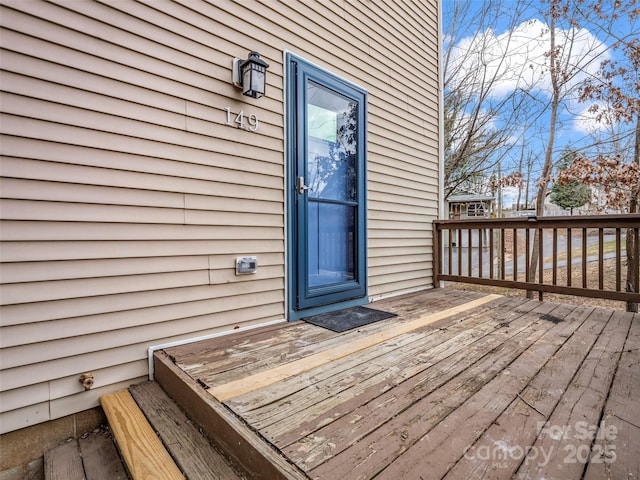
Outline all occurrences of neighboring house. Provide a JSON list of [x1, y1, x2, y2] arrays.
[[443, 192, 494, 248], [0, 0, 441, 440], [445, 191, 495, 220]]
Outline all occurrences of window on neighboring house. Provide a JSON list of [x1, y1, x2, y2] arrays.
[[466, 202, 486, 217]]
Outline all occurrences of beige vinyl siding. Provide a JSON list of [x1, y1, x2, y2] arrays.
[[252, 0, 440, 298], [0, 0, 439, 433], [0, 0, 286, 434]]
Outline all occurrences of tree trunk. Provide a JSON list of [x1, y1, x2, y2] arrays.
[[516, 138, 525, 211], [626, 114, 640, 312], [527, 13, 560, 299]]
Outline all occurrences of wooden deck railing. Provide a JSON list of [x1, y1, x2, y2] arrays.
[[433, 214, 640, 307]]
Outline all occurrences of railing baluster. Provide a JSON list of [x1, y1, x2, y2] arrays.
[[599, 228, 604, 290], [552, 228, 558, 286], [567, 228, 572, 287], [525, 228, 530, 284], [634, 226, 640, 294], [468, 228, 473, 276], [582, 228, 587, 289], [434, 224, 441, 285], [478, 228, 483, 278], [513, 228, 518, 281], [615, 228, 621, 292], [501, 229, 506, 280], [457, 228, 463, 276], [447, 227, 453, 275], [538, 227, 544, 301], [489, 228, 494, 279]]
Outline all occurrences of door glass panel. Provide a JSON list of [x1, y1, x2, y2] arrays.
[[307, 202, 355, 287], [306, 82, 357, 202]]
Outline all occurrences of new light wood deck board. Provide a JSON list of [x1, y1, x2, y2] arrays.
[[232, 295, 519, 433], [160, 289, 639, 480], [100, 390, 184, 480], [176, 288, 481, 389], [207, 294, 501, 401]]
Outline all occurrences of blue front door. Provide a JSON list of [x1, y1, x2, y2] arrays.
[[287, 54, 367, 319]]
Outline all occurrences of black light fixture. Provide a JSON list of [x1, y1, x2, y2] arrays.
[[232, 51, 269, 99]]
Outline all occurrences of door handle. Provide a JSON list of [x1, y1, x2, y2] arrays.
[[297, 176, 310, 195]]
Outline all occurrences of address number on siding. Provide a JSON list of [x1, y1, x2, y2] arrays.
[[225, 107, 259, 132]]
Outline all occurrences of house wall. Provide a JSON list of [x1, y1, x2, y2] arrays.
[[0, 0, 440, 434]]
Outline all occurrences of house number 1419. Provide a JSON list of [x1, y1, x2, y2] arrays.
[[225, 107, 259, 132]]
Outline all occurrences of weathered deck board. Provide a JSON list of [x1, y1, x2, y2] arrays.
[[309, 301, 582, 479], [442, 304, 610, 479], [251, 315, 515, 436], [209, 295, 501, 402], [514, 309, 633, 479], [178, 289, 484, 389], [279, 297, 544, 456], [167, 320, 291, 366], [229, 295, 515, 430], [160, 289, 639, 480], [175, 322, 337, 381], [584, 312, 640, 480], [44, 440, 84, 480], [130, 381, 245, 480], [78, 430, 128, 480], [219, 290, 488, 380]]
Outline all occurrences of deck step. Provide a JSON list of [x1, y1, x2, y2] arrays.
[[101, 389, 184, 480], [153, 350, 309, 480], [44, 430, 128, 480], [129, 381, 246, 480], [45, 382, 245, 480]]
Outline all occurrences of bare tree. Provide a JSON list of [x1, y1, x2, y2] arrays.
[[443, 0, 537, 199], [557, 0, 640, 311], [526, 0, 610, 292], [444, 0, 636, 308]]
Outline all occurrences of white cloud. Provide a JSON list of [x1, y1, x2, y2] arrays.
[[573, 102, 611, 133], [448, 19, 609, 101], [572, 100, 635, 143]]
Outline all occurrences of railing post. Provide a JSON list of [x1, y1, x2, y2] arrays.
[[538, 226, 544, 302]]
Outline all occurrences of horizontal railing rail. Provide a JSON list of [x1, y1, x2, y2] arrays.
[[433, 214, 640, 307]]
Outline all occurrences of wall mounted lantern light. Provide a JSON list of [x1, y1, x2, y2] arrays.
[[232, 51, 269, 99]]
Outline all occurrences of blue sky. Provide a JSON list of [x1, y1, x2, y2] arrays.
[[442, 0, 639, 206]]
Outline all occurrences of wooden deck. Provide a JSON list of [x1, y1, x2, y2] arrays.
[[155, 289, 639, 480]]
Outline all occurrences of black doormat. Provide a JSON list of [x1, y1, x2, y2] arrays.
[[303, 306, 397, 333]]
